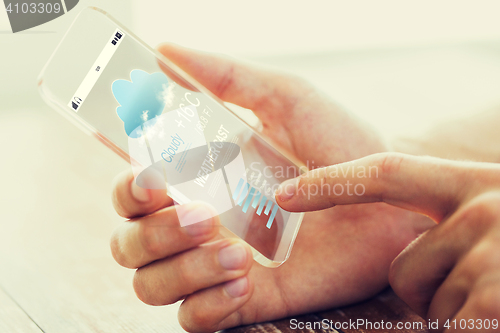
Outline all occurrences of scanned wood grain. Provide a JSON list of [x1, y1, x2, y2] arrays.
[[319, 288, 428, 333], [0, 286, 41, 333], [0, 108, 185, 332], [224, 289, 428, 333]]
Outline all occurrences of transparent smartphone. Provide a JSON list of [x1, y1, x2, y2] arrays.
[[38, 7, 305, 267]]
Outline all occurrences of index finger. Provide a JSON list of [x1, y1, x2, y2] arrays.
[[276, 153, 500, 222]]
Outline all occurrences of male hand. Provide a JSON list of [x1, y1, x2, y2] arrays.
[[277, 153, 500, 332], [110, 45, 433, 332]]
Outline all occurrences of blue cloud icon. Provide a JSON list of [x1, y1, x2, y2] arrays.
[[112, 70, 170, 138]]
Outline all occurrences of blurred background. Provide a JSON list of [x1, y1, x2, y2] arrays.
[[2, 0, 500, 136], [0, 1, 500, 331]]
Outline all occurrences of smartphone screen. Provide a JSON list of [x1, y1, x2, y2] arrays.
[[39, 7, 304, 266]]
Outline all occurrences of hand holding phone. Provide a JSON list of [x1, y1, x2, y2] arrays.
[[39, 8, 429, 331], [39, 7, 305, 267], [109, 43, 430, 332]]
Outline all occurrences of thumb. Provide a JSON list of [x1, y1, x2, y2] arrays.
[[275, 153, 490, 222]]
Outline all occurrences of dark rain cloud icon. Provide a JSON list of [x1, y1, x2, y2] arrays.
[[112, 70, 170, 138], [3, 0, 79, 33]]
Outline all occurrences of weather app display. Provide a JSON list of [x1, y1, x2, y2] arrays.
[[49, 16, 305, 264], [112, 70, 169, 138], [112, 69, 256, 227]]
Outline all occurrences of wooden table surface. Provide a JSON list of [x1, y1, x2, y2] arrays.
[[0, 107, 428, 332]]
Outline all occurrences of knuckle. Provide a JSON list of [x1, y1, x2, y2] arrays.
[[474, 193, 500, 220], [389, 253, 410, 300], [388, 235, 426, 304], [388, 251, 402, 286], [111, 188, 128, 218], [271, 73, 314, 111], [377, 152, 406, 175], [133, 269, 155, 305], [139, 223, 165, 258], [461, 241, 500, 278], [389, 262, 407, 300], [109, 229, 133, 268], [469, 284, 500, 317], [133, 266, 179, 306], [111, 170, 133, 218], [175, 254, 196, 288], [179, 306, 213, 333], [215, 63, 234, 99], [455, 193, 500, 232]]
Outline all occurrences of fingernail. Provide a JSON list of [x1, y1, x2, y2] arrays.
[[219, 243, 248, 270], [136, 167, 166, 190], [224, 277, 249, 298], [275, 178, 299, 202], [131, 180, 150, 202], [182, 206, 215, 236]]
